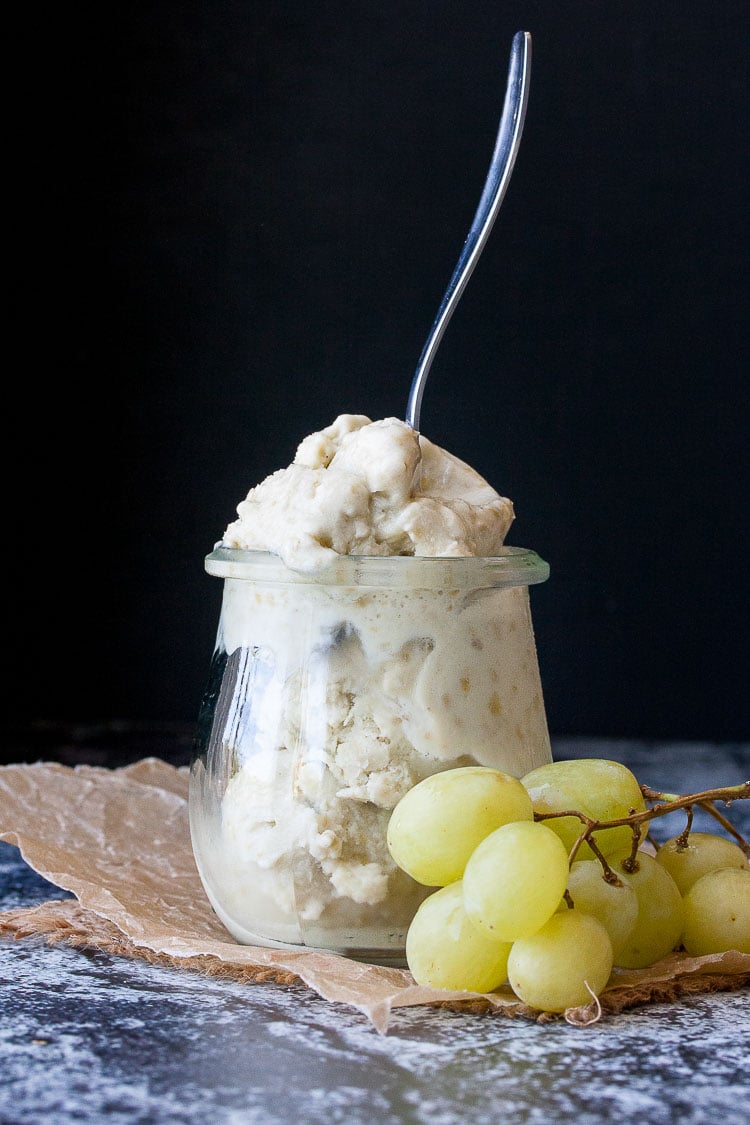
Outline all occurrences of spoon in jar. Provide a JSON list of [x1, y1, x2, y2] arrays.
[[405, 30, 532, 433]]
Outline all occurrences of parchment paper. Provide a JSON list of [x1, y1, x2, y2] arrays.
[[1, 759, 747, 1033]]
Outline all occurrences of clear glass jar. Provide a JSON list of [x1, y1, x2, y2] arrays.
[[189, 546, 552, 963]]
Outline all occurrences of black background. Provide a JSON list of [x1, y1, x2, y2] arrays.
[[7, 1, 748, 762]]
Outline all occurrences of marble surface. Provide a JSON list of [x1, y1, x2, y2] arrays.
[[2, 739, 749, 1125]]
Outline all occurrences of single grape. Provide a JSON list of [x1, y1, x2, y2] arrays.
[[387, 766, 533, 886], [655, 832, 749, 895], [564, 860, 639, 959], [405, 881, 512, 992], [507, 909, 614, 1012], [521, 758, 647, 860], [463, 820, 569, 942], [608, 851, 685, 969], [681, 868, 750, 956]]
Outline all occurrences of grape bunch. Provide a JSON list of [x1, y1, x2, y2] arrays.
[[386, 760, 750, 1013]]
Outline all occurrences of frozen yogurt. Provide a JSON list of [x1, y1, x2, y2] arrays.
[[189, 415, 551, 956]]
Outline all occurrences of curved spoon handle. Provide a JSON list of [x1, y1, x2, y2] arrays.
[[405, 31, 532, 432]]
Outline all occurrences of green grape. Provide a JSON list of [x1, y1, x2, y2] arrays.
[[521, 758, 647, 860], [682, 868, 750, 956], [608, 851, 685, 968], [564, 860, 639, 959], [655, 832, 749, 895], [387, 766, 533, 886], [507, 909, 614, 1013], [405, 881, 512, 992], [463, 820, 569, 942]]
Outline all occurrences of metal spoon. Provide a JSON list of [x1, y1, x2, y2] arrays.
[[405, 30, 532, 432]]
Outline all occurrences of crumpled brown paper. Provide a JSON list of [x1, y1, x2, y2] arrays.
[[1, 758, 748, 1033]]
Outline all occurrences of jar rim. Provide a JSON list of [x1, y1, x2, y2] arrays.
[[205, 546, 550, 589]]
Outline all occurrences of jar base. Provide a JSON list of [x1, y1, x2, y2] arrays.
[[205, 886, 409, 967], [228, 931, 407, 969]]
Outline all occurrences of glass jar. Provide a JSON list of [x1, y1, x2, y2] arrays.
[[189, 546, 552, 964]]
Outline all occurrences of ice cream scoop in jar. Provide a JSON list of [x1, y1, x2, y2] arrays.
[[189, 33, 550, 963]]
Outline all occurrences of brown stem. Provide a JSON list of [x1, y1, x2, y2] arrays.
[[676, 804, 694, 849], [622, 822, 642, 872], [587, 833, 626, 883], [699, 800, 750, 856], [566, 822, 595, 867], [640, 781, 749, 811]]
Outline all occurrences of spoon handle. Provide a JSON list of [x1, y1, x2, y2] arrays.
[[405, 30, 532, 433]]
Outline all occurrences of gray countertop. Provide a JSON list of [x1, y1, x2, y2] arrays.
[[2, 737, 749, 1124]]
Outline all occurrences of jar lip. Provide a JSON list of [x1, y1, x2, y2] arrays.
[[205, 546, 550, 588]]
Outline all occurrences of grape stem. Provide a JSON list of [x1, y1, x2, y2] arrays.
[[534, 780, 750, 875]]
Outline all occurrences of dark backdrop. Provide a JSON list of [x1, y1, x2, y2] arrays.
[[7, 1, 748, 762]]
